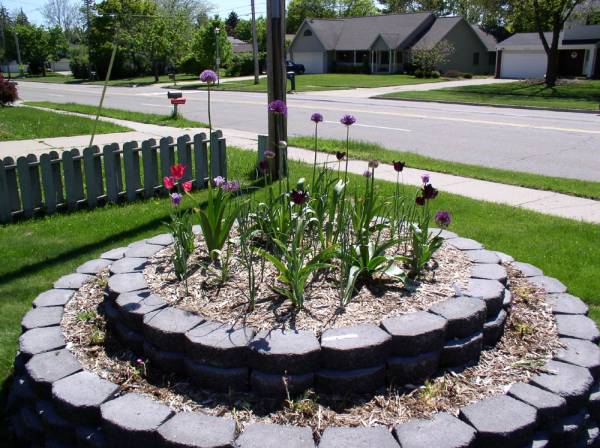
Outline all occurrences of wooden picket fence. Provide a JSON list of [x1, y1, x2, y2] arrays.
[[0, 131, 228, 223]]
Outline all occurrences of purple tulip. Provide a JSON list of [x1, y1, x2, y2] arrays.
[[290, 189, 309, 205], [435, 211, 452, 228], [368, 160, 379, 169], [171, 193, 182, 206], [340, 114, 356, 126], [311, 113, 324, 123], [200, 69, 218, 84], [223, 181, 240, 192], [264, 149, 276, 159], [421, 173, 430, 184], [393, 161, 406, 172], [268, 100, 288, 116], [213, 176, 226, 187]]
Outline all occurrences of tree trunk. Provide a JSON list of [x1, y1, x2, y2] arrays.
[[545, 20, 562, 87], [153, 62, 159, 83]]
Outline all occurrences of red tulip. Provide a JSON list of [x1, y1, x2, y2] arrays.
[[183, 181, 193, 192], [163, 176, 175, 190], [170, 164, 186, 180]]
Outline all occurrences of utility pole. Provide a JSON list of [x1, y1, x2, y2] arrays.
[[13, 28, 21, 76], [0, 11, 6, 78], [215, 25, 221, 86], [250, 0, 259, 85], [266, 0, 287, 180]]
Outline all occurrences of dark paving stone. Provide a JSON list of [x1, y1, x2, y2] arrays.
[[320, 324, 391, 370], [440, 332, 483, 367], [251, 370, 313, 398], [77, 259, 112, 275], [494, 251, 514, 264], [19, 326, 66, 360], [554, 338, 600, 379], [248, 329, 320, 375], [147, 233, 174, 246], [448, 237, 484, 251], [52, 371, 119, 426], [462, 279, 505, 318], [507, 382, 567, 428], [124, 243, 164, 258], [512, 262, 544, 278], [470, 264, 507, 284], [319, 426, 398, 448], [531, 360, 594, 414], [143, 307, 203, 352], [526, 432, 550, 448], [236, 423, 314, 448], [459, 395, 537, 448], [547, 293, 589, 315], [527, 276, 568, 294], [21, 306, 64, 332], [21, 405, 44, 437], [110, 257, 149, 275], [185, 320, 255, 368], [101, 247, 127, 260], [186, 360, 249, 392], [589, 382, 600, 421], [113, 319, 145, 353], [54, 273, 93, 290], [36, 399, 74, 432], [550, 411, 586, 447], [429, 298, 486, 339], [394, 412, 476, 448], [157, 412, 236, 448], [115, 291, 166, 331], [465, 250, 501, 264], [33, 289, 74, 308], [316, 365, 386, 394], [107, 273, 148, 299], [143, 341, 186, 374], [11, 375, 36, 405], [25, 349, 82, 396], [483, 309, 507, 347], [100, 393, 174, 448], [578, 422, 600, 448], [429, 228, 458, 240], [381, 311, 447, 357], [556, 315, 600, 343], [387, 351, 439, 385], [76, 425, 108, 448]]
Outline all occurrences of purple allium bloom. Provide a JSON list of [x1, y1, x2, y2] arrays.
[[368, 160, 379, 169], [171, 193, 182, 206], [335, 151, 345, 161], [435, 211, 452, 228], [200, 69, 218, 84], [393, 161, 406, 172], [290, 189, 309, 205], [311, 112, 324, 123], [264, 149, 276, 159], [213, 176, 226, 187], [223, 181, 240, 192], [268, 100, 288, 116], [421, 173, 430, 184], [422, 183, 438, 200], [340, 114, 356, 126], [362, 170, 372, 178], [258, 160, 269, 172]]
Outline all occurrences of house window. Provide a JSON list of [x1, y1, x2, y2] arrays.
[[356, 51, 369, 63], [473, 52, 480, 65], [489, 53, 495, 66], [303, 29, 313, 37], [336, 51, 354, 63]]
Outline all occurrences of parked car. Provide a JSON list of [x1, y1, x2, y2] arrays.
[[286, 60, 305, 75]]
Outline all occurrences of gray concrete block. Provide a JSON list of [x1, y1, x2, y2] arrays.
[[503, 289, 512, 309], [11, 375, 36, 406], [316, 364, 386, 394], [319, 426, 398, 448], [528, 276, 568, 294], [52, 371, 119, 425], [36, 399, 75, 433], [107, 273, 148, 299], [387, 351, 440, 385], [250, 370, 313, 398], [100, 393, 174, 448], [25, 349, 82, 396], [143, 341, 186, 374], [186, 359, 249, 392], [459, 395, 537, 448], [394, 412, 476, 448], [462, 279, 505, 318], [157, 412, 236, 448], [448, 238, 484, 251], [507, 382, 567, 428], [465, 249, 501, 264], [483, 309, 507, 347], [556, 315, 600, 343], [547, 293, 589, 315], [110, 257, 149, 275], [113, 319, 145, 353], [470, 264, 507, 284], [440, 332, 483, 368], [115, 290, 166, 331], [21, 405, 44, 439], [381, 311, 447, 357], [21, 306, 63, 332], [588, 382, 600, 422], [526, 432, 550, 448], [512, 262, 543, 278], [320, 324, 391, 370], [248, 329, 320, 375], [147, 233, 175, 246], [429, 298, 486, 339], [494, 251, 514, 264], [77, 259, 112, 275], [54, 273, 93, 290], [100, 247, 127, 260], [75, 425, 108, 448], [124, 243, 164, 258], [550, 411, 586, 447], [236, 423, 315, 448], [143, 307, 203, 352], [554, 338, 600, 379], [19, 326, 66, 360], [429, 228, 458, 240], [33, 289, 74, 308], [578, 421, 600, 448], [185, 320, 255, 368]]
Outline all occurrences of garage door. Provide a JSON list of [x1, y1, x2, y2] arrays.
[[292, 52, 324, 74], [501, 51, 547, 79]]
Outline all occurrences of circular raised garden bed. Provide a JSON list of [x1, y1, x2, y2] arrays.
[[7, 230, 600, 448]]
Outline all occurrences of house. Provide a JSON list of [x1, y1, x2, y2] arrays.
[[496, 25, 600, 79], [227, 36, 253, 54], [288, 12, 496, 75]]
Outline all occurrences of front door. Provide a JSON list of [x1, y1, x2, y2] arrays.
[[558, 50, 585, 77]]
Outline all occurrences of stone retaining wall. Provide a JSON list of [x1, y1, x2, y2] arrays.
[[7, 231, 600, 447]]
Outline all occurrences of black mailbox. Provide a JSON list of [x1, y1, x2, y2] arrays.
[[167, 91, 182, 99], [287, 71, 296, 92]]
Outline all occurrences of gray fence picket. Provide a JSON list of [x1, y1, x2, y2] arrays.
[[258, 134, 267, 163], [123, 141, 141, 202], [16, 156, 34, 217], [218, 136, 227, 180], [0, 159, 12, 222], [104, 143, 122, 203], [142, 138, 158, 197], [193, 133, 208, 189], [26, 154, 43, 210], [210, 130, 223, 180], [176, 135, 192, 181], [159, 137, 175, 187], [40, 152, 60, 214], [84, 146, 103, 208], [3, 157, 20, 212], [63, 149, 84, 210]]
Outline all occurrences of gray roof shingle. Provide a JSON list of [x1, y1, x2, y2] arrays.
[[498, 32, 556, 47], [413, 16, 462, 50]]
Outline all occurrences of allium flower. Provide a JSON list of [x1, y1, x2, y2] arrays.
[[264, 149, 276, 159], [290, 189, 309, 205], [311, 112, 324, 123], [170, 164, 186, 180], [421, 173, 430, 184], [335, 151, 345, 161], [171, 193, 182, 206], [368, 160, 379, 169], [340, 114, 356, 126], [183, 181, 193, 193], [422, 183, 438, 200], [278, 140, 288, 150], [258, 160, 269, 172], [200, 69, 218, 84], [213, 176, 226, 187], [393, 161, 406, 172], [223, 181, 240, 192], [435, 211, 452, 228], [363, 170, 372, 178], [415, 196, 425, 206], [163, 176, 175, 190], [268, 99, 288, 116]]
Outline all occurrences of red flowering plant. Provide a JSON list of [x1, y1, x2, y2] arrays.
[[0, 75, 18, 106]]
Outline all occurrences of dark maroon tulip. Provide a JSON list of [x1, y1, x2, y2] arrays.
[[259, 160, 269, 172], [422, 184, 438, 200], [416, 196, 425, 206], [335, 151, 345, 161], [393, 161, 406, 172], [290, 189, 309, 205]]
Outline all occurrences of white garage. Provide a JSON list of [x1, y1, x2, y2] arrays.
[[292, 52, 325, 74], [500, 50, 547, 78]]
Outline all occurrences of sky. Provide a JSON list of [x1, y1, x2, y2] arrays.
[[2, 0, 270, 26]]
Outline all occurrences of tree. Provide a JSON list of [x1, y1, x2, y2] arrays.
[[235, 17, 267, 51], [42, 0, 81, 40], [191, 17, 233, 72], [337, 0, 378, 16], [13, 24, 68, 75], [410, 40, 455, 75], [287, 0, 337, 33], [14, 9, 29, 25], [225, 11, 238, 35]]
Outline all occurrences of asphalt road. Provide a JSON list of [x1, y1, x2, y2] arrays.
[[17, 80, 600, 182]]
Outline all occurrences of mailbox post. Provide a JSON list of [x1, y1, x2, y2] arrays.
[[167, 91, 186, 118], [287, 71, 296, 93]]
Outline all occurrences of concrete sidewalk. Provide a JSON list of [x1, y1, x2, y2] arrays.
[[4, 106, 600, 224]]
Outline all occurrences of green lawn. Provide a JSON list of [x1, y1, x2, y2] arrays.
[[18, 73, 199, 87], [181, 73, 447, 92], [0, 106, 130, 141], [380, 80, 600, 111], [26, 102, 208, 129], [289, 136, 600, 200]]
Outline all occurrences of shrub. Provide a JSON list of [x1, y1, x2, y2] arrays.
[[0, 76, 18, 106], [445, 69, 461, 78], [226, 53, 255, 77], [463, 72, 473, 79], [431, 70, 441, 78], [69, 46, 91, 80], [414, 69, 424, 78]]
